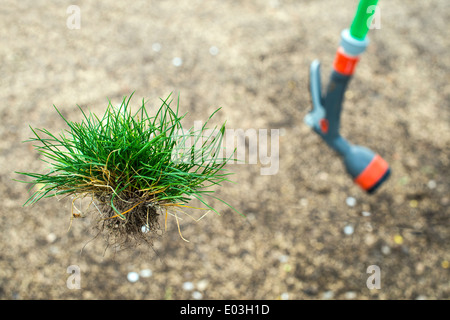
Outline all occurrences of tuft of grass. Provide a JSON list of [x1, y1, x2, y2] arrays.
[[16, 93, 239, 246]]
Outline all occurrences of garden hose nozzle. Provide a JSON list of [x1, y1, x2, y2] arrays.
[[304, 0, 390, 193]]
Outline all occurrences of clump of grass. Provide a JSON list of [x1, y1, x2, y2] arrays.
[[17, 93, 238, 247]]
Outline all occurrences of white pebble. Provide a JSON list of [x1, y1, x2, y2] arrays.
[[152, 42, 161, 52], [182, 281, 194, 291], [364, 234, 376, 246], [318, 172, 328, 181], [140, 269, 152, 278], [46, 233, 57, 243], [346, 197, 356, 207], [127, 272, 139, 283], [322, 290, 334, 299], [345, 291, 357, 299], [209, 46, 219, 56], [427, 180, 436, 189], [172, 57, 183, 67], [362, 211, 371, 217], [49, 246, 59, 254], [141, 225, 150, 233], [278, 255, 289, 263], [197, 279, 209, 291], [280, 292, 289, 300], [343, 225, 354, 235], [381, 245, 391, 255], [192, 291, 203, 300], [269, 0, 280, 8]]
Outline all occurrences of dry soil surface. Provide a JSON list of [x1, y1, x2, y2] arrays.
[[0, 0, 449, 300]]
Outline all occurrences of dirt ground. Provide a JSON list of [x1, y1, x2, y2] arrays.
[[0, 0, 448, 300]]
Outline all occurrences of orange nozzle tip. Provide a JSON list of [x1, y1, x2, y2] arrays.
[[354, 154, 390, 192]]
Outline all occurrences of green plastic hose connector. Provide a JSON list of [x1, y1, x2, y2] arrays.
[[350, 0, 379, 40]]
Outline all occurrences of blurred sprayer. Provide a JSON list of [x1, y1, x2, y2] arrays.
[[304, 0, 390, 193]]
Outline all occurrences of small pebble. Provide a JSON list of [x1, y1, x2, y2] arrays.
[[345, 291, 357, 299], [345, 90, 354, 99], [300, 198, 309, 207], [362, 211, 371, 217], [127, 272, 139, 283], [415, 295, 427, 300], [182, 281, 194, 291], [209, 46, 219, 56], [322, 291, 334, 300], [409, 200, 418, 208], [197, 279, 209, 291], [278, 255, 289, 263], [280, 292, 289, 300], [394, 235, 403, 245], [49, 246, 59, 254], [318, 172, 328, 181], [283, 264, 292, 272], [365, 234, 376, 246], [427, 180, 436, 189], [141, 225, 150, 233], [140, 269, 153, 278], [415, 263, 425, 274], [399, 176, 409, 185], [381, 245, 391, 255], [35, 183, 45, 191], [172, 57, 183, 67], [192, 291, 203, 300], [343, 225, 354, 235], [152, 42, 161, 52], [46, 233, 57, 243], [269, 0, 280, 8], [346, 197, 356, 207], [441, 260, 449, 269]]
